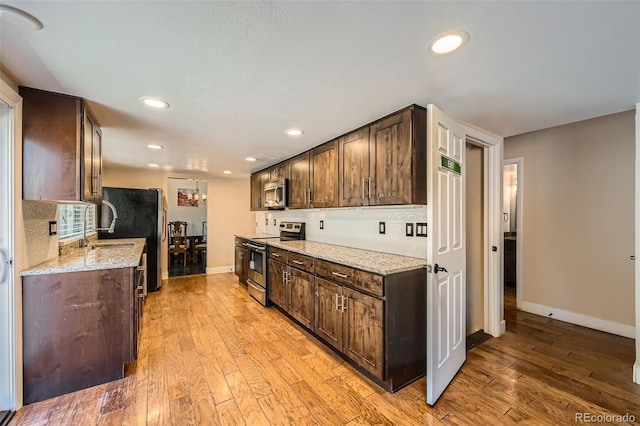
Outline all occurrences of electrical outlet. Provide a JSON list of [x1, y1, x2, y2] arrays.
[[379, 221, 386, 234], [416, 223, 427, 237], [265, 218, 268, 226], [406, 223, 414, 237], [273, 219, 276, 226], [320, 220, 324, 230]]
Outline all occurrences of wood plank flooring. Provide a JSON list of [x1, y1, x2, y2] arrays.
[[10, 274, 640, 425]]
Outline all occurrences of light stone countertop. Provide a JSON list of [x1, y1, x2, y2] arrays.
[[21, 238, 146, 276], [267, 240, 426, 276], [235, 233, 280, 242]]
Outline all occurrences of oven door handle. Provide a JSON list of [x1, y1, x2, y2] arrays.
[[243, 242, 266, 251], [248, 281, 266, 293]]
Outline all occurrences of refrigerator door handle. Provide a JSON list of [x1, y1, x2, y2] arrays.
[[162, 208, 167, 242]]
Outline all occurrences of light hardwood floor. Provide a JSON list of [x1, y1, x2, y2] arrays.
[[10, 274, 640, 425]]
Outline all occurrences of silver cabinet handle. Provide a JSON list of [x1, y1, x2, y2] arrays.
[[362, 178, 366, 199], [272, 253, 281, 257], [282, 270, 286, 283], [308, 188, 312, 205], [292, 260, 304, 265], [136, 266, 145, 271], [138, 294, 145, 299], [286, 272, 291, 284], [303, 187, 307, 205], [136, 286, 143, 291], [341, 295, 347, 312], [332, 272, 349, 279], [335, 293, 340, 311], [367, 177, 371, 199]]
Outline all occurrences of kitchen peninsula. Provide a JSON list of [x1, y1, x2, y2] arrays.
[[20, 238, 146, 404]]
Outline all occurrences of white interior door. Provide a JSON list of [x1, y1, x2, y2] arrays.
[[426, 104, 467, 405]]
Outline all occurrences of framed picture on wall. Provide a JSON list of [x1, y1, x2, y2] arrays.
[[177, 188, 198, 207]]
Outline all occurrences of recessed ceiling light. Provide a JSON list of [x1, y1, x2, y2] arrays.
[[147, 144, 164, 150], [286, 128, 304, 136], [139, 97, 170, 109], [427, 30, 470, 55], [223, 170, 232, 174], [245, 157, 257, 162], [0, 5, 43, 30], [148, 163, 160, 168]]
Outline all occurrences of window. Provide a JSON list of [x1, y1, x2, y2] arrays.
[[58, 204, 96, 241]]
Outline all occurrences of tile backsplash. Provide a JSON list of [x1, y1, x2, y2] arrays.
[[255, 205, 427, 259], [22, 201, 59, 267]]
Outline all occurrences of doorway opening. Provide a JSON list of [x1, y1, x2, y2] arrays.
[[167, 177, 208, 277], [503, 158, 523, 325]]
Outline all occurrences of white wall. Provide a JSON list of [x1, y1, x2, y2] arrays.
[[167, 178, 208, 237], [504, 110, 635, 336], [256, 205, 427, 259]]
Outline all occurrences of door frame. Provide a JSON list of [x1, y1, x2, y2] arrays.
[[503, 157, 524, 310], [460, 121, 505, 337], [634, 103, 639, 385], [0, 78, 20, 410]]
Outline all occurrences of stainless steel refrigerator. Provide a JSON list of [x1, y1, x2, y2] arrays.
[[99, 187, 166, 292]]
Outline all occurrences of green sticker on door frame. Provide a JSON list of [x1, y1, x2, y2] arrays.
[[440, 155, 461, 175]]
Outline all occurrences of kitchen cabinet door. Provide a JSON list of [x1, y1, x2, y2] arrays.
[[268, 259, 287, 309], [288, 151, 310, 209], [235, 244, 248, 283], [287, 267, 314, 329], [310, 139, 338, 208], [342, 287, 384, 379], [369, 108, 413, 205], [83, 111, 102, 203], [250, 171, 268, 211], [314, 277, 343, 350], [21, 87, 103, 202], [269, 161, 288, 182], [338, 128, 370, 207]]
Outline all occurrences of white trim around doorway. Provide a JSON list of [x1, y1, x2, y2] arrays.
[[460, 120, 505, 337], [634, 103, 639, 385], [503, 157, 524, 311]]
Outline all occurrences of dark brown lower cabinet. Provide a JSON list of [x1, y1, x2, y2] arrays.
[[287, 267, 314, 329], [268, 258, 287, 308], [22, 265, 142, 404], [234, 238, 249, 284], [269, 246, 426, 393]]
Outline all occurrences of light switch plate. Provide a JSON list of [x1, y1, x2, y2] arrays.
[[320, 220, 324, 230], [379, 221, 386, 234], [416, 223, 427, 237], [49, 220, 57, 236]]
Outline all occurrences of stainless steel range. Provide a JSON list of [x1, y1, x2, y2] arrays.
[[246, 222, 305, 305]]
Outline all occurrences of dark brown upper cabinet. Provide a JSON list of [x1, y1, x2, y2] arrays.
[[250, 170, 269, 211], [288, 151, 311, 209], [21, 87, 103, 202], [340, 106, 427, 207], [251, 104, 426, 210], [268, 160, 288, 182], [338, 127, 370, 207]]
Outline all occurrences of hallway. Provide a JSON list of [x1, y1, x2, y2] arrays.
[[10, 273, 640, 425]]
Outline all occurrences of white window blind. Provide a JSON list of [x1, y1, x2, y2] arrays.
[[58, 204, 96, 241]]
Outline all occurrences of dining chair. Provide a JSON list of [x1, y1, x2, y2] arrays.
[[194, 220, 207, 263], [168, 221, 188, 266]]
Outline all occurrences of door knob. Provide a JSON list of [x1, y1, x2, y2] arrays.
[[434, 263, 448, 273]]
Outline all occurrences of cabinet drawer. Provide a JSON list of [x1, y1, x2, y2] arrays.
[[288, 252, 314, 273], [269, 246, 288, 262], [352, 270, 384, 297], [315, 258, 354, 286]]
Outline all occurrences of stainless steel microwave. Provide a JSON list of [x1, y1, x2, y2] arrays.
[[264, 179, 287, 209]]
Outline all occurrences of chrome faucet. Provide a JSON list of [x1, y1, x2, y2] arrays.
[[83, 200, 118, 247]]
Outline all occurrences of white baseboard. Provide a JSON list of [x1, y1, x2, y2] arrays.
[[634, 362, 640, 384], [162, 271, 168, 280], [206, 265, 234, 275], [521, 301, 635, 338]]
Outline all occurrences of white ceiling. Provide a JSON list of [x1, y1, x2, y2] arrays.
[[1, 1, 638, 178]]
